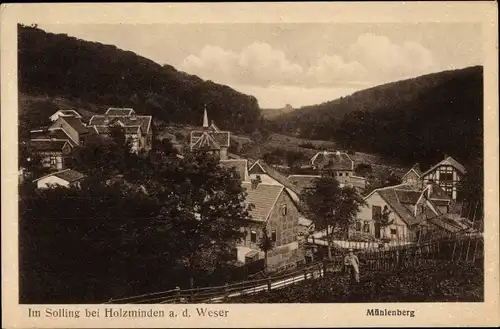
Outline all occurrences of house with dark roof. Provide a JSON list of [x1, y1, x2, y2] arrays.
[[30, 128, 78, 147], [401, 163, 423, 189], [421, 156, 466, 200], [310, 151, 355, 184], [105, 108, 136, 116], [355, 181, 464, 242], [237, 181, 304, 270], [30, 139, 72, 171], [89, 108, 153, 153], [49, 115, 92, 146], [49, 110, 82, 122], [190, 108, 230, 160], [33, 169, 85, 189]]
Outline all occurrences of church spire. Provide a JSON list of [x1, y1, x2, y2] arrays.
[[202, 104, 209, 128]]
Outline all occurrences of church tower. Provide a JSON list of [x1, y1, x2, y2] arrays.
[[202, 105, 209, 128]]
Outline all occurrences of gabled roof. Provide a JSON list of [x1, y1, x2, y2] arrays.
[[210, 132, 230, 148], [105, 108, 136, 116], [33, 169, 85, 184], [30, 128, 77, 147], [89, 115, 152, 134], [402, 163, 422, 180], [30, 139, 69, 152], [287, 175, 321, 194], [191, 132, 220, 150], [242, 183, 284, 222], [310, 151, 353, 171], [50, 110, 82, 119], [394, 190, 422, 204], [422, 156, 466, 176], [423, 182, 452, 201], [249, 160, 301, 195], [50, 116, 89, 135], [220, 159, 248, 181], [377, 187, 423, 226]]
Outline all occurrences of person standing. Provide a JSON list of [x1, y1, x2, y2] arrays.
[[344, 248, 360, 283]]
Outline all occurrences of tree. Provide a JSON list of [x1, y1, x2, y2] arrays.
[[258, 226, 274, 274], [130, 150, 251, 288], [458, 157, 483, 231], [300, 173, 366, 260]]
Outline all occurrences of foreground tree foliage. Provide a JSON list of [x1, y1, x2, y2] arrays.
[[19, 138, 251, 303]]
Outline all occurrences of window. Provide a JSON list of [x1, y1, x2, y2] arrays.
[[391, 228, 397, 235], [439, 166, 454, 182], [363, 221, 370, 233], [271, 230, 277, 242], [372, 205, 382, 221], [250, 231, 257, 243], [50, 156, 57, 165], [281, 204, 287, 216], [355, 221, 361, 231], [339, 172, 343, 177]]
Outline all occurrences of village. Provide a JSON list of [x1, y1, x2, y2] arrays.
[[19, 105, 479, 282]]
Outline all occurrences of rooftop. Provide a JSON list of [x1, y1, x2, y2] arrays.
[[311, 151, 353, 171], [220, 159, 248, 181], [30, 139, 68, 152], [422, 156, 466, 176], [242, 183, 284, 222], [34, 169, 85, 184], [90, 115, 152, 133]]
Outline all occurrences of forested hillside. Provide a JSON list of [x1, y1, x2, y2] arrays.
[[271, 66, 483, 168], [18, 24, 262, 134]]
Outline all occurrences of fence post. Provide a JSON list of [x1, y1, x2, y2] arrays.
[[303, 268, 308, 281], [175, 286, 181, 303], [224, 283, 230, 300], [267, 278, 272, 292]]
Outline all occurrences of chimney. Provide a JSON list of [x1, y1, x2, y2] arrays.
[[444, 154, 448, 160], [251, 177, 260, 189]]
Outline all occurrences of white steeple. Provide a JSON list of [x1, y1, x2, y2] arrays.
[[202, 105, 209, 128]]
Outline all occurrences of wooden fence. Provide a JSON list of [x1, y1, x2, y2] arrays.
[[104, 233, 483, 304]]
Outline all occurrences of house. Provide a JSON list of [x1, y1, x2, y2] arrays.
[[287, 173, 366, 195], [401, 163, 423, 189], [310, 151, 354, 184], [89, 108, 153, 153], [421, 156, 466, 200], [33, 169, 85, 189], [49, 110, 82, 122], [190, 108, 230, 160], [49, 115, 92, 146], [236, 181, 304, 270], [105, 108, 136, 116], [30, 127, 78, 147], [30, 139, 72, 171], [356, 181, 464, 242], [287, 174, 321, 195], [219, 159, 250, 182], [248, 160, 303, 201]]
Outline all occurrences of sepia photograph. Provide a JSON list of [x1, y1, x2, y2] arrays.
[[2, 2, 499, 328]]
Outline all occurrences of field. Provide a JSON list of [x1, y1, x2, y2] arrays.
[[229, 261, 484, 303]]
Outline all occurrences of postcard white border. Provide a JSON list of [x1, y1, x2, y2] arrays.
[[2, 2, 499, 328]]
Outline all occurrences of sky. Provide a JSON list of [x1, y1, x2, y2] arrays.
[[38, 23, 482, 108]]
